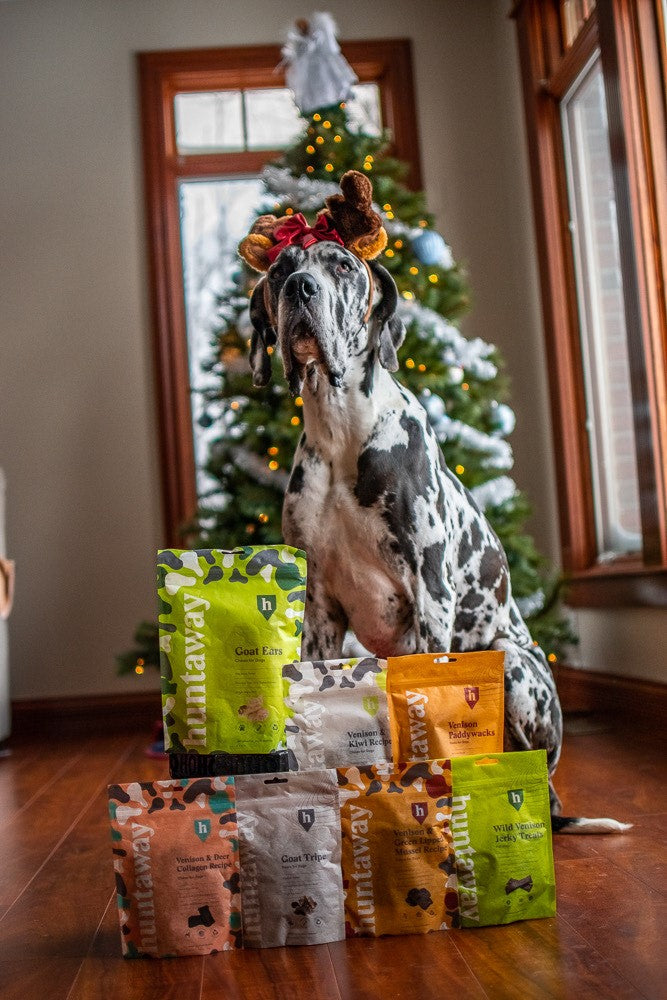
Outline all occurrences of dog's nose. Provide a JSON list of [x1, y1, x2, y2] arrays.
[[284, 272, 320, 305]]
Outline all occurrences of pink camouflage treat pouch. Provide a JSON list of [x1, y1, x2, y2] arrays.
[[108, 778, 242, 957]]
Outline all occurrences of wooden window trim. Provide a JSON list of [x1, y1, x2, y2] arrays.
[[137, 40, 422, 545], [513, 0, 667, 608]]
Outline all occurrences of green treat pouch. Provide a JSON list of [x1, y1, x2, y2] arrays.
[[158, 546, 307, 755], [451, 750, 556, 927]]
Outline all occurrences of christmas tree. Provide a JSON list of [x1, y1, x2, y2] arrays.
[[117, 16, 575, 676]]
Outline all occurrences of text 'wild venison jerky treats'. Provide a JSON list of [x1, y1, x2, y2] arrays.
[[283, 657, 391, 770], [387, 651, 505, 764], [451, 751, 556, 927], [235, 770, 345, 948], [108, 778, 241, 957], [158, 546, 307, 757], [337, 762, 460, 937]]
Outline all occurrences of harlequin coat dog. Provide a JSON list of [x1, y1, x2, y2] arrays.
[[247, 238, 561, 801], [241, 172, 628, 831]]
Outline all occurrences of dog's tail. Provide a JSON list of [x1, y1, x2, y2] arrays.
[[551, 814, 632, 834]]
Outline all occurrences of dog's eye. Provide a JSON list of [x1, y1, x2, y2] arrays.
[[336, 260, 352, 274]]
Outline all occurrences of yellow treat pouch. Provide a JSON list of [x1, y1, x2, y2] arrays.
[[337, 761, 460, 937], [387, 651, 505, 764]]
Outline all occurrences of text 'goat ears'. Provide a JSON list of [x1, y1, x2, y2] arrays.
[[248, 277, 276, 387], [368, 260, 406, 372]]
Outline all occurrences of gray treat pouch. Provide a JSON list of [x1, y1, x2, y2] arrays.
[[283, 658, 391, 770], [236, 770, 345, 948]]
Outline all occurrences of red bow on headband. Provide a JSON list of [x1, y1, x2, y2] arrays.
[[266, 213, 344, 263]]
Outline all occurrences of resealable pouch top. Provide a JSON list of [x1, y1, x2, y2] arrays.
[[158, 546, 307, 756], [108, 777, 241, 957], [283, 657, 391, 770], [387, 650, 505, 763], [337, 761, 460, 937], [235, 769, 345, 948], [450, 750, 556, 927]]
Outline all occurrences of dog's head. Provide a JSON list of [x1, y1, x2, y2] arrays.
[[239, 170, 405, 394], [246, 243, 405, 394]]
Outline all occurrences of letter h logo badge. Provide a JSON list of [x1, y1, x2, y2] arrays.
[[194, 819, 211, 842], [298, 808, 315, 832], [507, 789, 524, 811], [411, 802, 428, 825], [257, 595, 276, 620], [464, 686, 480, 709]]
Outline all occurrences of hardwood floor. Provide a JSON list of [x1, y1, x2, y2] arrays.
[[0, 714, 664, 1000]]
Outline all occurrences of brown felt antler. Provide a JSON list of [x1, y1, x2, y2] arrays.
[[320, 170, 387, 260]]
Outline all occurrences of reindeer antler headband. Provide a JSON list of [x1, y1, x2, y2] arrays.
[[238, 170, 388, 272]]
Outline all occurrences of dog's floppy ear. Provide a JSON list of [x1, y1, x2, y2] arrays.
[[248, 277, 277, 387], [369, 261, 406, 372]]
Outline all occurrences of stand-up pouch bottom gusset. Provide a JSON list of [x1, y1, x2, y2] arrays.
[[235, 770, 345, 947], [337, 761, 460, 936], [450, 750, 556, 926]]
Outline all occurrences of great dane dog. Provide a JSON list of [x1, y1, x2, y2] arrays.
[[247, 235, 626, 831]]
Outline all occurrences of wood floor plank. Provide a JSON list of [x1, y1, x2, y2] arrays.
[[555, 856, 666, 999], [0, 734, 137, 918], [553, 728, 667, 823], [0, 738, 150, 1000], [326, 934, 489, 999], [201, 943, 342, 1000], [451, 916, 645, 1000], [552, 812, 666, 890], [0, 741, 83, 825]]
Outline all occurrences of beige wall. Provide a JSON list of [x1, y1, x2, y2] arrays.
[[1, 0, 664, 700]]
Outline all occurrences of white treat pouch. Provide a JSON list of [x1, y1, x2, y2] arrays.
[[283, 658, 391, 770], [235, 770, 345, 948]]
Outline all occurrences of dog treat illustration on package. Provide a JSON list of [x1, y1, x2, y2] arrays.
[[450, 750, 556, 926], [235, 770, 345, 948], [157, 546, 307, 757], [283, 657, 392, 770], [107, 778, 241, 957], [387, 651, 505, 763], [337, 761, 460, 937]]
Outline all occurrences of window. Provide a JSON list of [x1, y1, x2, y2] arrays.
[[561, 51, 641, 556], [138, 41, 421, 543], [513, 0, 667, 606]]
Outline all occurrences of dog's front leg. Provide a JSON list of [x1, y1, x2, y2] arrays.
[[301, 566, 348, 660], [411, 585, 456, 655], [409, 542, 457, 654]]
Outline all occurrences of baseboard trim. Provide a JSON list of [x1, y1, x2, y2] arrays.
[[10, 690, 161, 740], [8, 670, 665, 741], [554, 665, 666, 725]]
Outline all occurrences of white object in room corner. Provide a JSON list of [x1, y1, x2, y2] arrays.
[[0, 469, 12, 742]]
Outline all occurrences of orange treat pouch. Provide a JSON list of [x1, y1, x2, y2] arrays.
[[387, 651, 505, 764], [337, 761, 460, 937]]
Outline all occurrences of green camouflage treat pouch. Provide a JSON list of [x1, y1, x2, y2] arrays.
[[282, 657, 391, 770], [158, 546, 307, 756], [450, 750, 556, 927]]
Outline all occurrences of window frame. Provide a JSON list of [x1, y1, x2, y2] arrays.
[[512, 0, 667, 607], [137, 40, 422, 546]]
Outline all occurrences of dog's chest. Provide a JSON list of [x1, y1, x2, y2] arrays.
[[285, 471, 414, 652]]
